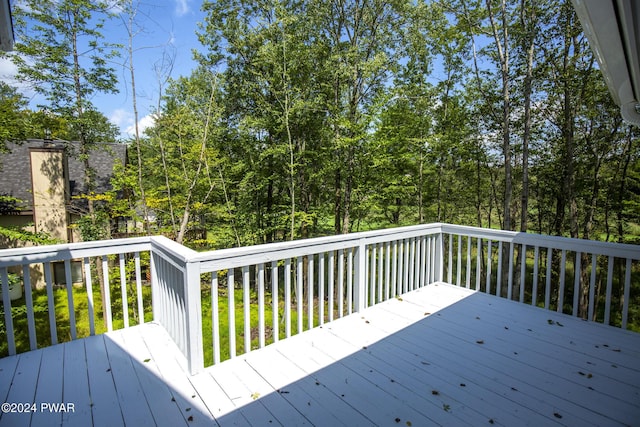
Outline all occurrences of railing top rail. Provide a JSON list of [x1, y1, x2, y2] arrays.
[[150, 236, 200, 270], [0, 236, 152, 267], [2, 222, 637, 270], [440, 224, 640, 260], [193, 223, 444, 272]]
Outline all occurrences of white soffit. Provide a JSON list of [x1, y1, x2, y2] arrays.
[[0, 0, 13, 51], [573, 0, 640, 125]]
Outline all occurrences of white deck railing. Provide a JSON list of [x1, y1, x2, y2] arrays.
[[0, 237, 151, 356], [440, 224, 640, 329], [1, 223, 638, 375]]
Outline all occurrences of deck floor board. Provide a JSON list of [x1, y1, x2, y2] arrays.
[[84, 335, 123, 427], [31, 344, 64, 427], [1, 282, 639, 426]]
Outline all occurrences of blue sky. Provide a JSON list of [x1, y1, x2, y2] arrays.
[[1, 0, 208, 139]]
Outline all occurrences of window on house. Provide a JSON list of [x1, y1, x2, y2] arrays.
[[52, 260, 83, 286]]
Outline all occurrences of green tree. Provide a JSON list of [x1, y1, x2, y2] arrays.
[[9, 0, 120, 238], [0, 82, 30, 147]]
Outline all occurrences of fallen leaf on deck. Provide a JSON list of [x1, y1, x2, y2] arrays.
[[553, 413, 562, 419], [431, 390, 439, 395], [143, 358, 151, 363], [251, 392, 260, 400], [547, 319, 555, 325], [476, 340, 484, 344]]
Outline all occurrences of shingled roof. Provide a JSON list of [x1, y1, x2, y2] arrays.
[[0, 139, 127, 212]]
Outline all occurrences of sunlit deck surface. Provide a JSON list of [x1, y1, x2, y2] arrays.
[[1, 282, 639, 426]]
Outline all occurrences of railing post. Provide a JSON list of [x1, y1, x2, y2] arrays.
[[436, 232, 444, 282], [354, 239, 367, 313], [150, 251, 161, 325], [184, 261, 204, 375]]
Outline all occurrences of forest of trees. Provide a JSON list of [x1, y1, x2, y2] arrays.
[[1, 0, 638, 250]]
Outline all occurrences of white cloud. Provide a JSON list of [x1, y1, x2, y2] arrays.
[[0, 56, 18, 80], [109, 109, 156, 138], [0, 55, 40, 103], [125, 114, 156, 137], [110, 108, 132, 129], [175, 0, 190, 16]]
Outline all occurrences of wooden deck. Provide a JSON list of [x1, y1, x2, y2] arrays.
[[1, 283, 639, 426]]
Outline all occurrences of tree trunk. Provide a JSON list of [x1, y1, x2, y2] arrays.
[[126, 5, 150, 235], [487, 0, 512, 232], [520, 0, 536, 233]]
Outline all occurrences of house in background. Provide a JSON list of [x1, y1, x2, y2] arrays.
[[0, 139, 127, 291], [0, 139, 127, 247]]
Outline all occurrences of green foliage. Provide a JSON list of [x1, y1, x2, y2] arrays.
[[0, 82, 30, 145], [9, 0, 119, 115], [115, 0, 635, 251]]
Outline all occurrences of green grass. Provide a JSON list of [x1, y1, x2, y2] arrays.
[[1, 282, 152, 358], [200, 283, 326, 366], [1, 277, 322, 366]]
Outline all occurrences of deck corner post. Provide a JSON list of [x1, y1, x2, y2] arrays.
[[354, 239, 367, 313], [150, 250, 161, 324], [436, 232, 444, 282], [184, 261, 204, 375]]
